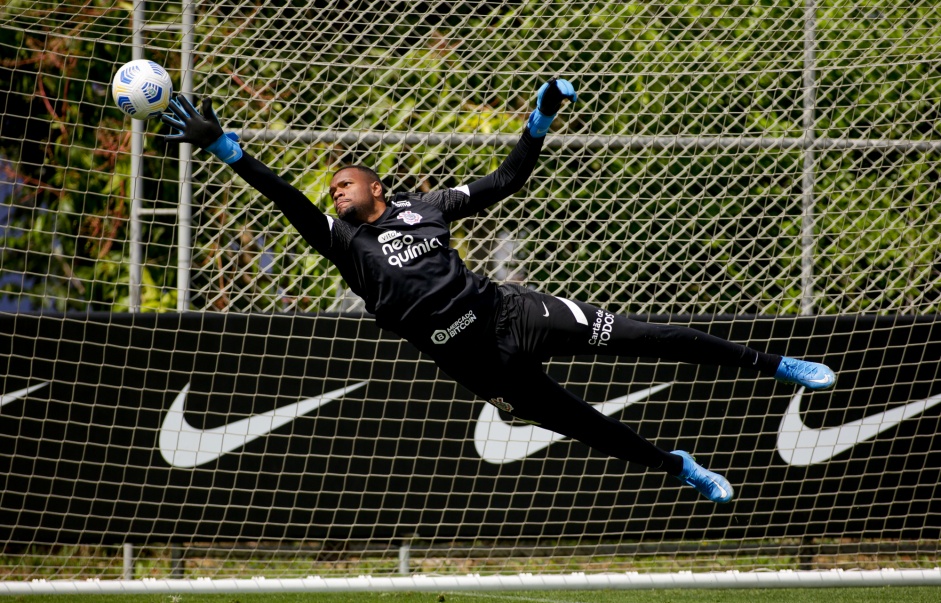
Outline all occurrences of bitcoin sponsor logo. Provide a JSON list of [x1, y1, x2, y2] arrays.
[[430, 310, 477, 345]]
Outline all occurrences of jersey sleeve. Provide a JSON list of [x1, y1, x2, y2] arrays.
[[229, 152, 352, 255], [423, 128, 545, 221]]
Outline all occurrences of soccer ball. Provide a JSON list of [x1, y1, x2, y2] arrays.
[[111, 60, 173, 120]]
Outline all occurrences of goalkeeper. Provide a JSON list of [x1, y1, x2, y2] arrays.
[[161, 78, 835, 504]]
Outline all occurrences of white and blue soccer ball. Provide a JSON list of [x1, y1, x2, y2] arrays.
[[111, 59, 173, 120]]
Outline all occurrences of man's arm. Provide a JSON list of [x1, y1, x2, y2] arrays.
[[229, 153, 335, 254], [434, 129, 544, 221], [161, 96, 340, 256], [427, 77, 576, 221]]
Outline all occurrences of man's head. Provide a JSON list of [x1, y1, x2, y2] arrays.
[[329, 165, 386, 224]]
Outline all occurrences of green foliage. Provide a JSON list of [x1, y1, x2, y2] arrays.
[[6, 588, 941, 603], [1, 0, 940, 314], [0, 0, 178, 311]]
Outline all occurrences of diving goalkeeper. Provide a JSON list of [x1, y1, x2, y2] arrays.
[[161, 78, 836, 504]]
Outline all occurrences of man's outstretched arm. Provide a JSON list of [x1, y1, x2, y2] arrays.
[[431, 77, 577, 221], [161, 96, 336, 255]]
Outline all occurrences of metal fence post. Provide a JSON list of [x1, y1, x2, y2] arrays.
[[128, 0, 146, 312], [801, 0, 818, 316], [177, 0, 195, 311]]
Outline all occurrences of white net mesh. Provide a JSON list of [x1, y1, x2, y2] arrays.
[[1, 0, 941, 584], [5, 0, 940, 315]]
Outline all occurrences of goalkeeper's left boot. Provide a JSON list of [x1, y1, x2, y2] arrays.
[[774, 357, 836, 391], [672, 451, 734, 504]]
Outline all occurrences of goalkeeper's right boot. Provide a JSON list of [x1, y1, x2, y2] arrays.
[[774, 357, 837, 391], [672, 451, 734, 504]]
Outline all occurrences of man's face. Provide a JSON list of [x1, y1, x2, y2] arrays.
[[329, 168, 384, 223]]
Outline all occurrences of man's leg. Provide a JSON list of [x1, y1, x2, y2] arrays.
[[445, 358, 733, 503], [448, 356, 677, 469], [497, 285, 834, 389]]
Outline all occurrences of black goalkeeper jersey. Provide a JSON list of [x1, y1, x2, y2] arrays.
[[321, 193, 500, 343], [230, 129, 543, 350]]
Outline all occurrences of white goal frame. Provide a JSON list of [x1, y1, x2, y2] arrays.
[[3, 0, 941, 593], [5, 569, 941, 595]]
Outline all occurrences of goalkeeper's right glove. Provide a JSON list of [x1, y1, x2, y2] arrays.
[[527, 77, 577, 138], [161, 95, 243, 164]]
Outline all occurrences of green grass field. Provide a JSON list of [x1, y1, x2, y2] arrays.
[[5, 588, 941, 603]]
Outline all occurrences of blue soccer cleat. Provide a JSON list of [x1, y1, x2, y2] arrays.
[[774, 357, 836, 391], [672, 450, 734, 504]]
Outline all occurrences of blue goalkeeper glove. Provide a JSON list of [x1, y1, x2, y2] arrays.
[[161, 95, 243, 164], [527, 77, 576, 138]]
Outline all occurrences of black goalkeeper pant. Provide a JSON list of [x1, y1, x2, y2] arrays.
[[430, 284, 781, 473]]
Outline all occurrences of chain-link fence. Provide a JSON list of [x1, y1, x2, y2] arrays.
[[2, 0, 941, 588], [3, 1, 940, 315]]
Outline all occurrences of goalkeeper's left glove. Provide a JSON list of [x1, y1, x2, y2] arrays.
[[527, 77, 577, 138], [161, 95, 243, 164]]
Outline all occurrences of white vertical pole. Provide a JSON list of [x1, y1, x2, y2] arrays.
[[128, 0, 146, 312], [170, 544, 185, 579], [398, 542, 411, 576], [177, 0, 195, 311], [122, 543, 134, 580], [800, 0, 817, 316]]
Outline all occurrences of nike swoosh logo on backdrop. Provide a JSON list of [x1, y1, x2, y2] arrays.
[[0, 382, 48, 408], [13, 378, 934, 469], [777, 387, 941, 467], [159, 382, 366, 468], [474, 382, 674, 464]]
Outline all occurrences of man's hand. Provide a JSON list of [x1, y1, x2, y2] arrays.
[[536, 77, 577, 117], [161, 96, 243, 164], [527, 77, 576, 138]]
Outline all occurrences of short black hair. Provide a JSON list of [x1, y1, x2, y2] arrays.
[[335, 164, 384, 195]]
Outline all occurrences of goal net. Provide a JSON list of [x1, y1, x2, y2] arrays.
[[1, 0, 941, 591]]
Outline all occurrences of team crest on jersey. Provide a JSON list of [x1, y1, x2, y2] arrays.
[[397, 210, 423, 225]]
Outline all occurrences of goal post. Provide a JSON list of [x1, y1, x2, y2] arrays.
[[1, 0, 941, 592]]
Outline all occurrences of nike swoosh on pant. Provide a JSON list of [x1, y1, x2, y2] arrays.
[[0, 382, 48, 408], [159, 382, 367, 468], [474, 382, 674, 464], [776, 387, 941, 467]]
